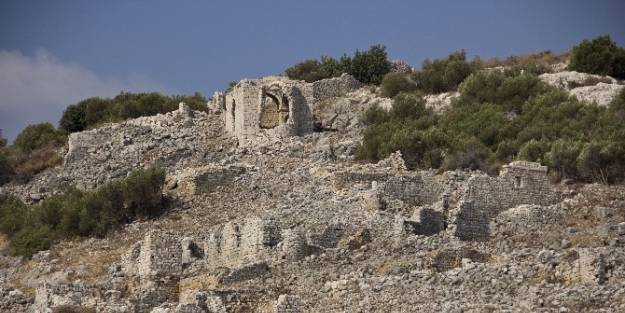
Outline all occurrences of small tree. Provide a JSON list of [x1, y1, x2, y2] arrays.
[[568, 35, 625, 79], [346, 45, 391, 85], [380, 72, 417, 98], [413, 50, 478, 94], [60, 102, 88, 133], [14, 123, 66, 153]]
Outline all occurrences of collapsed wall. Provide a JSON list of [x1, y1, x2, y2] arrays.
[[320, 157, 563, 242], [453, 161, 562, 241]]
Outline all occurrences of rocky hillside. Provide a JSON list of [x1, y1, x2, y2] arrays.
[[1, 63, 625, 313]]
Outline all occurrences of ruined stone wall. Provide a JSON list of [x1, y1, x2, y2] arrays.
[[204, 217, 282, 269], [454, 161, 562, 241], [224, 80, 313, 143], [172, 164, 246, 195], [275, 294, 304, 313], [465, 162, 560, 213], [138, 232, 182, 277], [35, 282, 100, 313], [311, 74, 363, 104], [381, 172, 444, 206]]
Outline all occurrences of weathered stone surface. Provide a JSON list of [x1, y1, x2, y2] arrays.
[[539, 71, 617, 90], [570, 82, 624, 106]]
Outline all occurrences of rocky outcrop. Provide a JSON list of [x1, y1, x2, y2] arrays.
[[539, 71, 623, 106], [570, 82, 624, 106]]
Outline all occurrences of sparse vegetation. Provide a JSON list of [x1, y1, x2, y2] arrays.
[[0, 166, 166, 258], [568, 35, 625, 79], [285, 45, 391, 84], [482, 50, 569, 75]]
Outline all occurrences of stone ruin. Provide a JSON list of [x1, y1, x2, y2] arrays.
[[114, 217, 313, 312], [322, 158, 563, 243], [219, 74, 362, 144]]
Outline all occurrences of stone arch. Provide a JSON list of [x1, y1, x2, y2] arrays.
[[260, 85, 290, 129], [260, 92, 281, 129]]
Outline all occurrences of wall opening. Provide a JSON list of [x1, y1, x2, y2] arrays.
[[231, 99, 236, 130], [260, 93, 281, 129]]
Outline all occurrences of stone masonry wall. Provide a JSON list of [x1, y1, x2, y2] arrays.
[[310, 74, 363, 104], [204, 217, 282, 269], [138, 231, 183, 277], [454, 161, 562, 241]]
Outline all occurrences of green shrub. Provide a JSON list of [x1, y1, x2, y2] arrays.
[[123, 166, 166, 217], [0, 194, 27, 235], [358, 57, 625, 184], [0, 153, 14, 185], [285, 57, 343, 83], [609, 88, 625, 114], [60, 92, 208, 133], [440, 104, 510, 147], [11, 225, 52, 258], [456, 70, 549, 113], [59, 102, 88, 133], [0, 130, 6, 148], [13, 123, 66, 153], [285, 45, 390, 84], [0, 166, 166, 257], [518, 139, 551, 163], [576, 141, 625, 184], [380, 73, 417, 98], [347, 45, 391, 84], [442, 136, 496, 174], [11, 146, 63, 183], [413, 50, 479, 94], [568, 35, 625, 79]]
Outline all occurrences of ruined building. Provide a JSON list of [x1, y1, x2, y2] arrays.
[[219, 74, 362, 143]]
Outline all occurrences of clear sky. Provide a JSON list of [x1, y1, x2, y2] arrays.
[[0, 0, 624, 141]]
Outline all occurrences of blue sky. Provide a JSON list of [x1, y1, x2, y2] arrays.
[[1, 0, 624, 141]]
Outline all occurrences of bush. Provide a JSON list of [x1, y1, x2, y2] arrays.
[[518, 139, 550, 163], [60, 92, 208, 133], [0, 166, 166, 257], [380, 73, 417, 98], [413, 50, 479, 94], [456, 70, 550, 113], [285, 57, 342, 83], [285, 45, 390, 84], [442, 136, 496, 174], [568, 35, 625, 79], [13, 123, 66, 153], [347, 45, 391, 84], [0, 130, 6, 148], [0, 154, 14, 185], [0, 194, 27, 235], [122, 166, 166, 217], [11, 225, 52, 258], [11, 146, 62, 183], [358, 55, 625, 184]]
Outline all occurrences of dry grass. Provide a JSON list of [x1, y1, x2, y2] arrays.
[[482, 50, 570, 70]]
